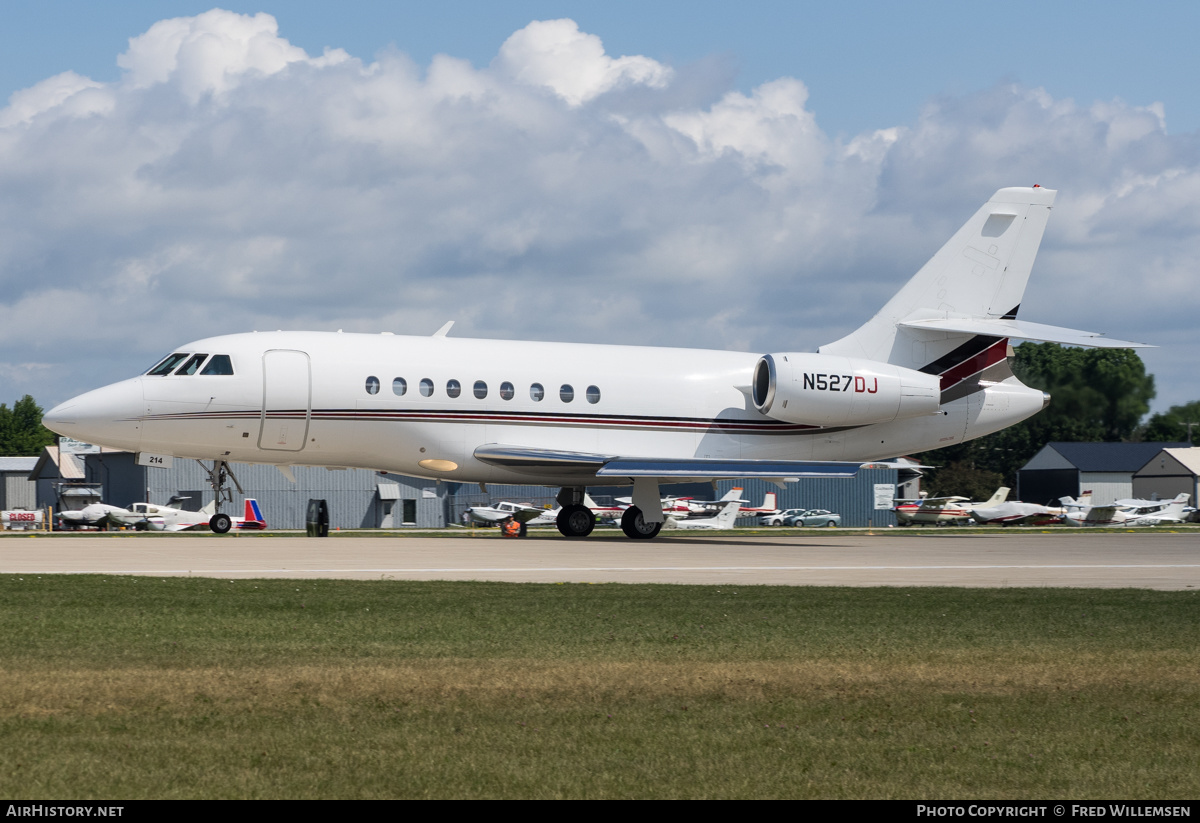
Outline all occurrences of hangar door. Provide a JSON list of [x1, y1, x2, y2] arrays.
[[259, 349, 311, 452]]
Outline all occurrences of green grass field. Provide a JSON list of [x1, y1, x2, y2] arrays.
[[0, 576, 1196, 798]]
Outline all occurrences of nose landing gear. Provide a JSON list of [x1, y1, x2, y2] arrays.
[[200, 459, 243, 534]]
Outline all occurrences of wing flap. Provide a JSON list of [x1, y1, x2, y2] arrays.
[[475, 444, 861, 482], [597, 458, 860, 480]]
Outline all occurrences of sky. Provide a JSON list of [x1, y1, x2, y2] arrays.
[[2, 2, 1198, 417]]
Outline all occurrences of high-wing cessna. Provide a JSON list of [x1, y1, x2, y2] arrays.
[[1060, 493, 1190, 527], [43, 187, 1147, 540], [894, 487, 1010, 526]]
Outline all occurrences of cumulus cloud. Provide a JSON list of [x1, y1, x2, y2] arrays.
[[495, 19, 672, 105], [0, 11, 1198, 413], [116, 9, 348, 102]]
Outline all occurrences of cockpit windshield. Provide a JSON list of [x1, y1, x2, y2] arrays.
[[146, 352, 235, 376], [174, 354, 209, 375], [147, 353, 189, 376], [200, 354, 234, 375]]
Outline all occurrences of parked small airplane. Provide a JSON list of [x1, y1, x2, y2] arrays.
[[58, 502, 133, 530], [737, 491, 780, 516], [465, 500, 544, 525], [970, 500, 1062, 526], [661, 499, 743, 530], [43, 186, 1147, 540], [1060, 493, 1190, 527], [111, 498, 215, 531], [895, 488, 1010, 525], [660, 487, 747, 518]]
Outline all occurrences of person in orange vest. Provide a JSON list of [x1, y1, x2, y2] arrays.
[[501, 515, 521, 538]]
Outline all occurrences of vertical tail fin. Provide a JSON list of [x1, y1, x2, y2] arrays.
[[244, 498, 265, 524], [821, 187, 1061, 403], [715, 500, 742, 527], [761, 492, 777, 511], [822, 187, 1056, 368], [983, 487, 1010, 507]]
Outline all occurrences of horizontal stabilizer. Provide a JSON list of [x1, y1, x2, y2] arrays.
[[898, 317, 1152, 349]]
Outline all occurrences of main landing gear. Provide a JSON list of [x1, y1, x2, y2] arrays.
[[555, 487, 596, 537], [556, 505, 595, 537], [556, 481, 667, 540], [200, 459, 243, 534], [620, 506, 662, 540]]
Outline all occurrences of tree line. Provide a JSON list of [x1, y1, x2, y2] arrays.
[[0, 395, 56, 456]]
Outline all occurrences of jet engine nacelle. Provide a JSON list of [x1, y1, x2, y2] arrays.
[[752, 353, 941, 427]]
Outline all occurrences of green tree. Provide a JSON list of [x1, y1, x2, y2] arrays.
[[1140, 400, 1200, 443], [915, 343, 1156, 493], [0, 395, 57, 455]]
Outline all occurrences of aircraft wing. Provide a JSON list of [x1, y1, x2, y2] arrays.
[[474, 445, 861, 482], [1081, 506, 1121, 524]]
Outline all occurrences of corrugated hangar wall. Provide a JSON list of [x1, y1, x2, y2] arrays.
[[716, 468, 899, 527]]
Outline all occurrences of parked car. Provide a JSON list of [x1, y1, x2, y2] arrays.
[[759, 508, 809, 527], [783, 509, 842, 527]]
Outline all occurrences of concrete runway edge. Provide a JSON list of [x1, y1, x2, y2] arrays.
[[1, 530, 1198, 589]]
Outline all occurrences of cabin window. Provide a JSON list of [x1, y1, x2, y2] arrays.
[[473, 380, 488, 399], [200, 355, 234, 375], [147, 353, 189, 376], [560, 384, 574, 403], [175, 354, 209, 376], [586, 385, 601, 404], [392, 377, 407, 396], [500, 381, 515, 401], [420, 378, 434, 397], [530, 383, 545, 401], [446, 379, 462, 398], [365, 376, 380, 395]]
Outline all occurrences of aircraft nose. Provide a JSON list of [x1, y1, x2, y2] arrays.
[[43, 379, 144, 452]]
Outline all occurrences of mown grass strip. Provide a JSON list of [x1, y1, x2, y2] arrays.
[[0, 577, 1196, 798]]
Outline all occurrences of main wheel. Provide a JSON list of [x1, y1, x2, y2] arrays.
[[621, 506, 663, 540], [556, 504, 595, 537], [210, 513, 233, 534]]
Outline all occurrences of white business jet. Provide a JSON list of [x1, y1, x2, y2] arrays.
[[43, 187, 1147, 540]]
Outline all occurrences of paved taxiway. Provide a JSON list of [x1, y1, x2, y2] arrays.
[[1, 530, 1197, 588]]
